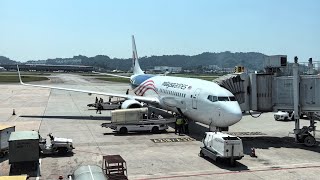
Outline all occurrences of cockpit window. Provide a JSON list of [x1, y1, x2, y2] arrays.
[[218, 96, 229, 101], [208, 96, 236, 102], [207, 95, 218, 102]]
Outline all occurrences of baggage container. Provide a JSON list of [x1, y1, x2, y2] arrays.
[[8, 131, 39, 164]]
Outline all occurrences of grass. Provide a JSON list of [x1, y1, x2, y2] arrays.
[[0, 72, 51, 76], [95, 77, 130, 83], [0, 75, 49, 83]]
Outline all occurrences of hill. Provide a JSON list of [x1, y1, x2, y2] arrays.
[[2, 51, 268, 71], [0, 56, 17, 65]]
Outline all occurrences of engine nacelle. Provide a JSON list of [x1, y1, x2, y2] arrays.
[[121, 99, 143, 109]]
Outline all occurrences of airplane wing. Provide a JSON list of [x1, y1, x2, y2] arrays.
[[17, 66, 159, 104], [92, 72, 131, 79]]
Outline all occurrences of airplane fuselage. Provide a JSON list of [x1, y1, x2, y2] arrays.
[[131, 74, 242, 127]]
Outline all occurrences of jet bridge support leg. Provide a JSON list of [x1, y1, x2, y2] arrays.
[[293, 57, 301, 143], [292, 57, 316, 146]]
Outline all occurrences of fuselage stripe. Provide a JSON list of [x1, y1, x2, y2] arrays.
[[135, 83, 156, 94], [138, 87, 159, 96], [134, 79, 154, 92]]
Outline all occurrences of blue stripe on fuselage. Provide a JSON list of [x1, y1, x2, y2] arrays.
[[130, 74, 155, 89]]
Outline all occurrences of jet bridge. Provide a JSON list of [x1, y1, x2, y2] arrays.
[[215, 56, 320, 146]]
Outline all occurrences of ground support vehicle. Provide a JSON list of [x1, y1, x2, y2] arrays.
[[199, 132, 244, 166], [274, 111, 294, 121], [101, 108, 174, 134], [39, 133, 74, 155], [0, 125, 15, 158]]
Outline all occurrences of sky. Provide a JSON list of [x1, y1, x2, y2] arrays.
[[0, 0, 319, 62]]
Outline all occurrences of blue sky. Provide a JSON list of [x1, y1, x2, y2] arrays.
[[0, 0, 319, 62]]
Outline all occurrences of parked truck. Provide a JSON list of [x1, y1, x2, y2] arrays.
[[101, 108, 174, 134], [0, 125, 15, 158], [199, 132, 244, 166]]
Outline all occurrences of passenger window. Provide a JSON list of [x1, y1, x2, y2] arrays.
[[229, 96, 236, 101]]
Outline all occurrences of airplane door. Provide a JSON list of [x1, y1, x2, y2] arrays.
[[192, 88, 201, 109]]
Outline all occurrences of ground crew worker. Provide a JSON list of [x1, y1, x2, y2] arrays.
[[95, 97, 98, 103], [99, 97, 104, 103], [98, 103, 102, 114], [151, 111, 156, 119], [183, 118, 189, 134], [174, 114, 177, 134], [175, 115, 183, 135]]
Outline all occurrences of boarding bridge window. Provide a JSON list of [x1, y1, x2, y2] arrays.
[[229, 96, 236, 101], [218, 96, 229, 101], [207, 95, 218, 102]]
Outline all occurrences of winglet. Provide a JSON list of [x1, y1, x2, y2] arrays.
[[17, 65, 24, 84]]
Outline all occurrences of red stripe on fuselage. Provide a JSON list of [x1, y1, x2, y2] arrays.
[[135, 83, 156, 95], [134, 79, 154, 93], [137, 87, 159, 96], [141, 87, 158, 96]]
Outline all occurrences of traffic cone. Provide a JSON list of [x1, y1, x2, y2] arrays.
[[12, 109, 16, 115], [250, 147, 257, 158]]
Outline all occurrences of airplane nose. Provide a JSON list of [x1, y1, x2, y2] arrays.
[[221, 103, 242, 126]]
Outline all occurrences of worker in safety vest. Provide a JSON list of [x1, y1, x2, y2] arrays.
[[175, 115, 184, 135], [183, 118, 189, 134]]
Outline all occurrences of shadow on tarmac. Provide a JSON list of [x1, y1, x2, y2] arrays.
[[40, 152, 75, 158], [184, 121, 320, 154], [20, 115, 111, 120], [241, 136, 320, 155], [201, 156, 249, 171], [103, 130, 176, 136], [0, 156, 8, 164]]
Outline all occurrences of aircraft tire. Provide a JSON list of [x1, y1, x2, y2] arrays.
[[151, 126, 159, 133], [119, 127, 128, 134], [304, 135, 316, 147]]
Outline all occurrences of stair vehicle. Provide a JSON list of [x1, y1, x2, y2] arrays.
[[199, 132, 244, 166], [101, 108, 173, 134], [39, 133, 74, 155]]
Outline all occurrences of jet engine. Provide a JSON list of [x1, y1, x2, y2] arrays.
[[121, 99, 143, 109]]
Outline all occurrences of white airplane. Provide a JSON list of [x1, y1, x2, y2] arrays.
[[17, 36, 242, 129]]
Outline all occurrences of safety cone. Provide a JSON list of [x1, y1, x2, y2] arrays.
[[250, 147, 257, 158], [12, 109, 16, 115]]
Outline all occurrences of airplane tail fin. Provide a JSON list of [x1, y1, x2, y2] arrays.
[[132, 35, 144, 75]]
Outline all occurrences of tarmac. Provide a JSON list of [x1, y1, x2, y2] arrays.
[[0, 74, 320, 180]]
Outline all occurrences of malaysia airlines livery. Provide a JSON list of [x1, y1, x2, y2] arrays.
[[17, 36, 242, 129]]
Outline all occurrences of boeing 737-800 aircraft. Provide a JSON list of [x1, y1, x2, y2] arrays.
[[18, 36, 242, 129]]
